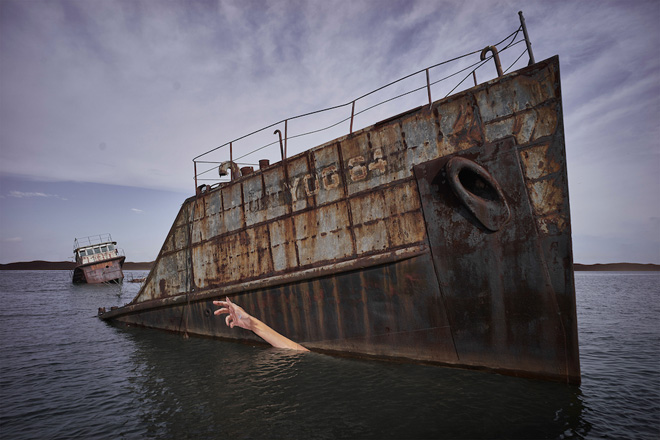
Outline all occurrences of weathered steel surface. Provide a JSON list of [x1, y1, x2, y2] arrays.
[[73, 235, 125, 284], [101, 56, 580, 384], [73, 257, 125, 284], [414, 136, 576, 382]]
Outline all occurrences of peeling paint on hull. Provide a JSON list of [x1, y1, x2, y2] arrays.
[[73, 256, 125, 284], [100, 57, 580, 384]]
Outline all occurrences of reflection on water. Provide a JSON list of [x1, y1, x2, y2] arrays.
[[1, 271, 658, 439], [123, 325, 589, 439]]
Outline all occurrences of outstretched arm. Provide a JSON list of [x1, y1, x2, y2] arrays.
[[213, 297, 309, 352]]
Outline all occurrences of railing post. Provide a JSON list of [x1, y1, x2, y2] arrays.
[[229, 142, 233, 181], [194, 161, 198, 191], [284, 119, 288, 159], [349, 100, 355, 134], [518, 11, 535, 65], [425, 68, 432, 106]]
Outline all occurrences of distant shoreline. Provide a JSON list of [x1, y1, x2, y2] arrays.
[[572, 263, 659, 271], [0, 261, 154, 271], [0, 261, 658, 271]]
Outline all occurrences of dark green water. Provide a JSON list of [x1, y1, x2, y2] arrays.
[[0, 271, 658, 439]]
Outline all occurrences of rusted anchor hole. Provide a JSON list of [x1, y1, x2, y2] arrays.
[[446, 156, 511, 232], [458, 169, 498, 202], [204, 308, 212, 317]]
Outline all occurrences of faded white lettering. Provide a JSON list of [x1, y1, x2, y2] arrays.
[[368, 148, 387, 174], [303, 174, 319, 196], [321, 165, 340, 190], [278, 152, 388, 206], [285, 177, 300, 202], [348, 156, 367, 181]]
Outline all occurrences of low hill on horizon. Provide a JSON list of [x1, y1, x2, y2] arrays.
[[572, 263, 659, 271], [0, 260, 154, 271], [1, 260, 658, 271]]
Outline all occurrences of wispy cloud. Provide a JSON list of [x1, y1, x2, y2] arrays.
[[3, 237, 22, 243], [8, 191, 66, 200], [9, 191, 48, 198], [131, 208, 144, 213]]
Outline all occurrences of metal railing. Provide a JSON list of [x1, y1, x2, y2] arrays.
[[192, 12, 535, 193], [73, 233, 116, 252]]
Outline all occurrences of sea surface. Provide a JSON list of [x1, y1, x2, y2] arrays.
[[0, 270, 658, 439]]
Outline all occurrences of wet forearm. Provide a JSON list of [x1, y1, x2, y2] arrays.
[[249, 317, 309, 351]]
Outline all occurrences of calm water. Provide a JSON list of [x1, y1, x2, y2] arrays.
[[0, 271, 658, 439]]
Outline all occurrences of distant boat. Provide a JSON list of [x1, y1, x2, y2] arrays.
[[72, 234, 125, 284]]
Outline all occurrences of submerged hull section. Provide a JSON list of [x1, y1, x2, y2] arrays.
[[100, 57, 580, 384], [73, 256, 125, 284]]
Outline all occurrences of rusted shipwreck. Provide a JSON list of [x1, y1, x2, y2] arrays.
[[73, 234, 125, 284], [99, 18, 580, 384]]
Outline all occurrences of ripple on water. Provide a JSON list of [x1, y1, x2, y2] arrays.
[[0, 271, 658, 439]]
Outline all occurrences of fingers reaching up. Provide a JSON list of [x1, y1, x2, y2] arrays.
[[213, 297, 253, 331]]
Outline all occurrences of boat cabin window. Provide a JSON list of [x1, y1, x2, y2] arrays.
[[108, 244, 115, 251], [79, 249, 88, 257], [94, 247, 101, 254], [101, 246, 108, 253]]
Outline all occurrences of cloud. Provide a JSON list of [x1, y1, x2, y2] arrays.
[[3, 237, 22, 243], [0, 0, 658, 264], [131, 208, 144, 213], [8, 191, 66, 200], [9, 191, 49, 198], [0, 0, 536, 192]]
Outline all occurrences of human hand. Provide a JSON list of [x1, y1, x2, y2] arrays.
[[213, 297, 308, 351], [213, 297, 254, 331]]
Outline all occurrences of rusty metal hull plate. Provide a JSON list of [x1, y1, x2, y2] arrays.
[[414, 137, 579, 383], [111, 253, 460, 365], [73, 256, 125, 284]]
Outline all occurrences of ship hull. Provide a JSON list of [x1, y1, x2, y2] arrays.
[[73, 256, 125, 284], [102, 248, 577, 383], [100, 56, 580, 384]]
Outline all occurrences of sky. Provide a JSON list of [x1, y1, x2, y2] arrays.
[[0, 0, 658, 264]]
